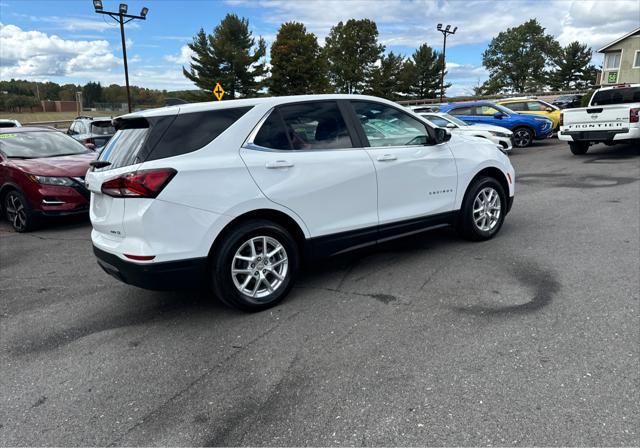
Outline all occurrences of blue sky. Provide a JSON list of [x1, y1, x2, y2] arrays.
[[1, 0, 638, 95]]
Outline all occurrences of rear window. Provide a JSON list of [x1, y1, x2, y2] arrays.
[[591, 87, 640, 106], [96, 107, 252, 170], [91, 121, 115, 135]]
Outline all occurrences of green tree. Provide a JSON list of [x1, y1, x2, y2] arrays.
[[403, 43, 447, 99], [367, 52, 406, 99], [82, 81, 103, 107], [324, 19, 385, 93], [269, 22, 329, 95], [183, 14, 267, 99], [482, 19, 560, 93], [550, 41, 594, 90], [59, 84, 81, 101]]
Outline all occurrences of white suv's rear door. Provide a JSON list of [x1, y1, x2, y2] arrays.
[[241, 100, 378, 239]]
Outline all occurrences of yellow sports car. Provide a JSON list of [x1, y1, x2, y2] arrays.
[[496, 98, 562, 130]]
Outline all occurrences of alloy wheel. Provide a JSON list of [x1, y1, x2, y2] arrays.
[[513, 129, 531, 147], [472, 187, 501, 232], [5, 193, 27, 232], [231, 235, 289, 302]]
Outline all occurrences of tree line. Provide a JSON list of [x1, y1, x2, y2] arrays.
[[184, 15, 596, 101]]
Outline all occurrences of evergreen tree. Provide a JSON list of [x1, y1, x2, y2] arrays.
[[183, 14, 267, 98], [269, 22, 329, 95], [367, 52, 406, 100], [324, 19, 385, 93], [481, 19, 560, 93], [550, 41, 594, 90], [404, 44, 447, 99], [82, 81, 103, 108]]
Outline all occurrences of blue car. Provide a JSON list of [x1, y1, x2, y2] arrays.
[[438, 101, 554, 148]]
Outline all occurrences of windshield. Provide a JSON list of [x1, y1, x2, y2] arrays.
[[591, 87, 640, 106], [0, 131, 89, 158]]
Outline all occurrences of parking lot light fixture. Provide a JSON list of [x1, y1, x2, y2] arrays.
[[92, 2, 149, 113], [437, 23, 457, 102]]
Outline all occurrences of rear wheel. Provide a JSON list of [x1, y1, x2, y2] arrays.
[[512, 127, 533, 148], [457, 177, 506, 241], [210, 219, 299, 312], [4, 189, 37, 232], [569, 141, 589, 155]]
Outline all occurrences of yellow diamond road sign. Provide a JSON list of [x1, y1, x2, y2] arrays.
[[213, 82, 224, 101]]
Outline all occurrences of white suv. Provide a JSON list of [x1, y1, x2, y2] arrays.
[[87, 95, 515, 311]]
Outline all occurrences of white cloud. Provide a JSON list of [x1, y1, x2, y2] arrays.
[[0, 23, 120, 78], [164, 45, 195, 65]]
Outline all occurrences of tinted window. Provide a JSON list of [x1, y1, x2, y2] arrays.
[[254, 111, 290, 150], [478, 105, 501, 116], [280, 101, 353, 150], [591, 87, 640, 106], [149, 107, 252, 160], [352, 101, 429, 147], [504, 102, 526, 111], [97, 128, 149, 170], [448, 106, 472, 116], [0, 131, 88, 158], [0, 122, 17, 128]]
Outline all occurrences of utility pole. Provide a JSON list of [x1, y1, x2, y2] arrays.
[[92, 1, 149, 113], [437, 24, 457, 102]]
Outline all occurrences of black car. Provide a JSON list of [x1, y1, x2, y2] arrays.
[[552, 94, 583, 109], [67, 116, 115, 150]]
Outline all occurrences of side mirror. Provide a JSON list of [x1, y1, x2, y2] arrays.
[[445, 123, 456, 129], [434, 127, 451, 144], [493, 112, 504, 119], [545, 107, 554, 112]]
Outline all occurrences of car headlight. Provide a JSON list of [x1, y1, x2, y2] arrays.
[[489, 131, 510, 137], [30, 175, 75, 186]]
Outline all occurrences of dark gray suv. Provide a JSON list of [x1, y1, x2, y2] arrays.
[[67, 116, 115, 150]]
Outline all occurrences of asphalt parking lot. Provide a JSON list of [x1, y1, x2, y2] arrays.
[[1, 138, 638, 446]]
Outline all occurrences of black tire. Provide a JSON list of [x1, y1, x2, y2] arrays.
[[457, 176, 507, 241], [512, 127, 534, 148], [569, 141, 589, 155], [4, 189, 37, 232], [210, 219, 299, 312]]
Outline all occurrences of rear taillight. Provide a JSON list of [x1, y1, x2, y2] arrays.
[[101, 168, 177, 198], [84, 138, 95, 145], [559, 112, 563, 127], [630, 108, 639, 123]]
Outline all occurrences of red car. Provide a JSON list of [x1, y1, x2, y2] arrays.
[[0, 127, 97, 232]]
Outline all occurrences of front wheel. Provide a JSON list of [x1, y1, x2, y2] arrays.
[[457, 177, 507, 241], [569, 141, 589, 155], [4, 190, 37, 232], [210, 219, 299, 312], [512, 127, 533, 148]]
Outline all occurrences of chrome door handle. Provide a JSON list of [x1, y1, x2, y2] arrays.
[[265, 160, 294, 169], [377, 154, 397, 162]]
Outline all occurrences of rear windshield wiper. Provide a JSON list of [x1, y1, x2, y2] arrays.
[[89, 160, 111, 169]]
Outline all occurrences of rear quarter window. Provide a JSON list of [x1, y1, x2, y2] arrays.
[[591, 87, 640, 106]]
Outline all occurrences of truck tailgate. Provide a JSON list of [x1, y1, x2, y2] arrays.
[[563, 105, 630, 131]]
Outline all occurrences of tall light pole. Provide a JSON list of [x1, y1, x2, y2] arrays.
[[437, 24, 457, 102], [92, 1, 149, 113]]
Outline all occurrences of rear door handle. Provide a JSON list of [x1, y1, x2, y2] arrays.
[[377, 154, 397, 162], [265, 160, 294, 169]]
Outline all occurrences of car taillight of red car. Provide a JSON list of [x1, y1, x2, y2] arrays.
[[101, 168, 177, 198]]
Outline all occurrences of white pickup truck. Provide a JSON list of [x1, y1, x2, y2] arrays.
[[558, 84, 640, 155]]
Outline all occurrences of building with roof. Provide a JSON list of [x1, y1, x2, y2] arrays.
[[597, 27, 640, 85]]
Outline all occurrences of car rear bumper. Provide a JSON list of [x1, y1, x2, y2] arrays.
[[558, 127, 639, 142], [93, 246, 207, 290]]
